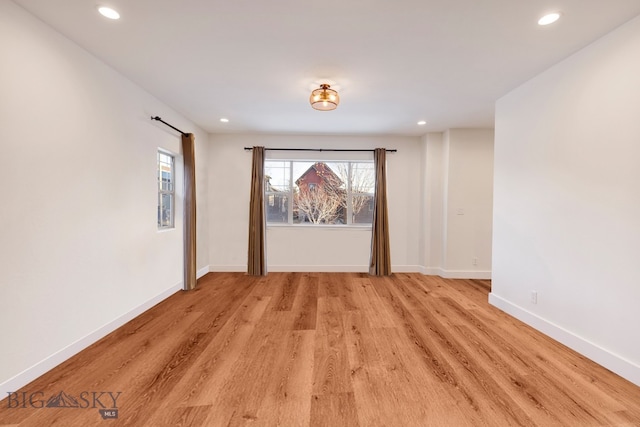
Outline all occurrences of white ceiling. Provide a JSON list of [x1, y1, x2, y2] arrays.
[[13, 0, 640, 136]]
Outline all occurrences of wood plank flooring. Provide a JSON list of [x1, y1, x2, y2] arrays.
[[1, 272, 639, 426]]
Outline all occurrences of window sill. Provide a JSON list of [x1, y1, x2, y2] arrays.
[[267, 224, 372, 231]]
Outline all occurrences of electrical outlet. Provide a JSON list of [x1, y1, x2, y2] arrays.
[[472, 257, 478, 266], [531, 291, 538, 304]]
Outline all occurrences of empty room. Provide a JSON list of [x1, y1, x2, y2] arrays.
[[1, 1, 640, 426]]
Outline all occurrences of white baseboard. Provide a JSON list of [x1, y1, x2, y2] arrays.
[[208, 265, 484, 276], [209, 265, 424, 273], [421, 267, 492, 280], [268, 265, 368, 273], [0, 283, 182, 397], [422, 267, 443, 276], [489, 292, 640, 388], [196, 265, 210, 279], [390, 265, 424, 273], [442, 269, 491, 279], [209, 265, 246, 272]]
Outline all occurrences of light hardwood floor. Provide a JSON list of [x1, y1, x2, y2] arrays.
[[1, 273, 639, 426]]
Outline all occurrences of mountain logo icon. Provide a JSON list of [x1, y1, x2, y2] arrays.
[[46, 391, 80, 408]]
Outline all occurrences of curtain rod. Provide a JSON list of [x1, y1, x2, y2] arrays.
[[151, 116, 189, 136], [243, 147, 397, 153]]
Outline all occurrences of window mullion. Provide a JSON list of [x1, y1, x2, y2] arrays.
[[288, 161, 294, 224], [346, 162, 352, 225]]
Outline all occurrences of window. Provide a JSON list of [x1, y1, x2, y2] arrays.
[[157, 151, 175, 229], [264, 160, 375, 226]]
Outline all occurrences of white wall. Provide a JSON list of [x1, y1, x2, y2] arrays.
[[208, 134, 423, 272], [0, 2, 209, 395], [491, 14, 640, 386], [421, 132, 445, 271], [443, 129, 494, 276], [209, 131, 494, 276], [421, 130, 494, 278]]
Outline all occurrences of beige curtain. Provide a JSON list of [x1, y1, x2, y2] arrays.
[[247, 146, 267, 275], [182, 133, 197, 290], [369, 148, 392, 276]]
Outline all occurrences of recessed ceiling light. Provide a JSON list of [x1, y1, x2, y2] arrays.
[[417, 120, 427, 126], [97, 6, 120, 20], [220, 118, 229, 123], [538, 12, 561, 26]]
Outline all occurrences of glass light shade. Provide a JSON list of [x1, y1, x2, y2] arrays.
[[310, 84, 340, 111]]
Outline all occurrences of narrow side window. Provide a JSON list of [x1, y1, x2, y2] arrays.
[[158, 151, 175, 229]]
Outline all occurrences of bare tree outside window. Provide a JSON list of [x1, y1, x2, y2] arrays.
[[331, 162, 375, 224], [295, 184, 343, 224], [293, 162, 345, 224]]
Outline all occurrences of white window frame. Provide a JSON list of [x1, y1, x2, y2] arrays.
[[157, 150, 175, 229], [265, 159, 375, 227]]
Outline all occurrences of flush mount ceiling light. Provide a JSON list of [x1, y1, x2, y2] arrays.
[[98, 6, 120, 20], [310, 84, 340, 111], [417, 120, 427, 126], [538, 12, 561, 26]]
